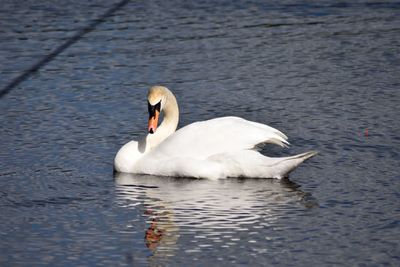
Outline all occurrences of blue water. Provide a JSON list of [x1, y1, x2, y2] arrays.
[[1, 0, 399, 266]]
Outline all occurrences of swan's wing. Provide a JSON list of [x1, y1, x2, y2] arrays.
[[149, 116, 289, 160]]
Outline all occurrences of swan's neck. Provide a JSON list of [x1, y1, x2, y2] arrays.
[[146, 90, 179, 151]]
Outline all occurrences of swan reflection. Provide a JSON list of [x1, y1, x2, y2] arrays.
[[114, 173, 317, 259]]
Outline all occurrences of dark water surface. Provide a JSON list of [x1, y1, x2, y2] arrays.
[[1, 0, 399, 266]]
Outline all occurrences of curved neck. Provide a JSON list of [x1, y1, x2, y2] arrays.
[[161, 89, 179, 133], [146, 89, 179, 151]]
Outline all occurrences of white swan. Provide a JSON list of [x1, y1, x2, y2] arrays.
[[114, 86, 317, 180]]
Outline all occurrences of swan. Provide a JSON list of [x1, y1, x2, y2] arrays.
[[114, 86, 317, 180]]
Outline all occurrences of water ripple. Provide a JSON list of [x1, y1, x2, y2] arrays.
[[115, 173, 316, 257]]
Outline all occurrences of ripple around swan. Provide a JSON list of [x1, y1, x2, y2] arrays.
[[114, 173, 318, 258]]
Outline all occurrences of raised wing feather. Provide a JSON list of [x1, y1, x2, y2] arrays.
[[149, 116, 289, 160]]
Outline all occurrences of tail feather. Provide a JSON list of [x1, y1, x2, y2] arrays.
[[277, 150, 318, 178], [286, 150, 318, 161], [216, 150, 318, 179]]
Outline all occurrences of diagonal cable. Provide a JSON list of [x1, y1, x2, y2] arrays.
[[0, 0, 130, 98]]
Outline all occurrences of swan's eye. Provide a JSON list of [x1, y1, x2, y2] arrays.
[[148, 101, 161, 117]]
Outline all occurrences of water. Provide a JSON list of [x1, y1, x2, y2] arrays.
[[1, 0, 399, 266]]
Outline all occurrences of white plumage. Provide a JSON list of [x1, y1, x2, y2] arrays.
[[114, 86, 317, 180]]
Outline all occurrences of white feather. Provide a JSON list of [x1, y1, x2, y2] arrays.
[[114, 86, 317, 179], [149, 116, 288, 160]]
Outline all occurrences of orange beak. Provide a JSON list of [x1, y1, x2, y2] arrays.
[[148, 110, 159, 134]]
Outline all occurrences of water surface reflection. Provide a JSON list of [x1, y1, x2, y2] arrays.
[[114, 173, 317, 260]]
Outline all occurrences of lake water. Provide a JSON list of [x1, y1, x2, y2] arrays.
[[1, 0, 399, 266]]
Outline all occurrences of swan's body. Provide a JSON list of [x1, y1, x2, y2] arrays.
[[114, 86, 317, 180]]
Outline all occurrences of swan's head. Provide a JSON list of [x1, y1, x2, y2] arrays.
[[147, 86, 168, 134]]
